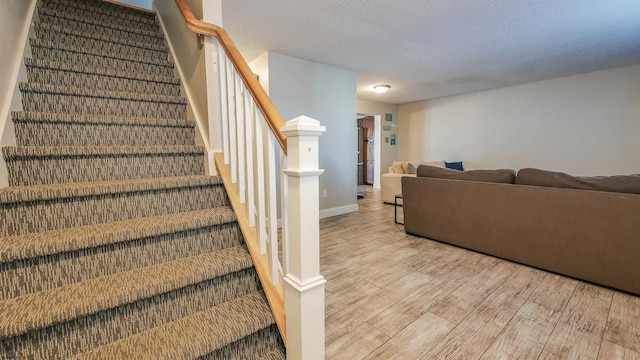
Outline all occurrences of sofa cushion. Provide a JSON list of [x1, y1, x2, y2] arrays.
[[421, 160, 446, 168], [401, 162, 410, 174], [417, 165, 516, 184], [516, 168, 640, 194], [407, 162, 419, 174], [391, 162, 404, 174], [445, 161, 464, 171]]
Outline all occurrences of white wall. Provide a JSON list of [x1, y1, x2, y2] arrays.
[[266, 52, 358, 217], [357, 99, 399, 186], [399, 64, 640, 176], [249, 52, 270, 95], [0, 0, 36, 188]]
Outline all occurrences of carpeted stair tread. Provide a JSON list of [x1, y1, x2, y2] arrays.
[[259, 346, 287, 360], [25, 60, 181, 97], [0, 175, 221, 205], [19, 83, 186, 105], [43, 0, 157, 18], [12, 111, 196, 146], [33, 25, 168, 61], [34, 22, 168, 54], [30, 38, 173, 69], [69, 291, 276, 360], [2, 145, 204, 160], [0, 246, 253, 338], [29, 47, 174, 81], [1, 267, 263, 359], [40, 0, 158, 30], [12, 111, 194, 129], [37, 10, 164, 44], [0, 207, 236, 264], [0, 176, 229, 236], [19, 83, 187, 119], [25, 58, 180, 87], [3, 146, 205, 185]]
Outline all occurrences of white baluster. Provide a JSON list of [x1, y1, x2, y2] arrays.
[[217, 45, 230, 165], [255, 112, 267, 254], [226, 58, 237, 183], [280, 153, 289, 274], [235, 75, 246, 203], [281, 116, 326, 360], [267, 132, 279, 284], [245, 95, 255, 226]]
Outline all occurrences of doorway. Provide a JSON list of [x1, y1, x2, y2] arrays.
[[357, 116, 375, 197]]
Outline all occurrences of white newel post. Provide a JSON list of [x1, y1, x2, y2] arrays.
[[281, 116, 326, 360]]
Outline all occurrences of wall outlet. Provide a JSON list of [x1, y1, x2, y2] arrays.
[[323, 189, 328, 197]]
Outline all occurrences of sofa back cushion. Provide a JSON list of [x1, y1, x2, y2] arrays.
[[516, 168, 640, 194], [417, 165, 516, 184]]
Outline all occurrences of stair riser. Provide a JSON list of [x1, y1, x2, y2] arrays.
[[0, 268, 261, 360], [5, 152, 204, 186], [33, 28, 168, 62], [30, 43, 175, 78], [21, 92, 186, 119], [14, 122, 195, 146], [37, 13, 164, 48], [1, 223, 243, 300], [204, 325, 284, 359], [39, 1, 158, 33], [26, 67, 181, 97], [0, 185, 229, 236]]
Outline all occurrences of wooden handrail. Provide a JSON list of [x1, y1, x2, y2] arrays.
[[174, 0, 287, 154]]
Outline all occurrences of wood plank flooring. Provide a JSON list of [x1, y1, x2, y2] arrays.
[[321, 187, 640, 360]]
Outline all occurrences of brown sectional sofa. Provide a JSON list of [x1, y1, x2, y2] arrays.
[[402, 166, 640, 295]]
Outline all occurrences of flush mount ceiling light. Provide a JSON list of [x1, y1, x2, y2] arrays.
[[373, 84, 391, 94]]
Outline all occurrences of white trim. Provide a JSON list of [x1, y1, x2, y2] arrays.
[[319, 203, 359, 219], [283, 274, 327, 292], [373, 114, 382, 189], [282, 169, 325, 177]]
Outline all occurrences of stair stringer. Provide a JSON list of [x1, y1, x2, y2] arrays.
[[214, 152, 288, 343]]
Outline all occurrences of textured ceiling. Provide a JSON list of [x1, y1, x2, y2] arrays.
[[220, 0, 640, 104]]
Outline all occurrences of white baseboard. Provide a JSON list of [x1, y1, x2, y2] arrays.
[[319, 203, 359, 219]]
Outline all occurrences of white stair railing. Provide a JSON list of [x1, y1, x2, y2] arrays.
[[174, 1, 326, 359]]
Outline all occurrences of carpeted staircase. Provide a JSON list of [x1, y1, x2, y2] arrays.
[[0, 0, 285, 358]]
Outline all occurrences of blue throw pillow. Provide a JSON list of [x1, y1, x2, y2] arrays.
[[445, 161, 464, 171]]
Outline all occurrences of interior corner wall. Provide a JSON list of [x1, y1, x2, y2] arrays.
[[357, 99, 399, 186], [249, 52, 270, 95], [154, 0, 209, 143], [398, 64, 640, 175], [0, 0, 35, 188], [267, 52, 358, 217]]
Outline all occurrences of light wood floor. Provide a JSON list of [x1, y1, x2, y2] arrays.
[[321, 187, 640, 360]]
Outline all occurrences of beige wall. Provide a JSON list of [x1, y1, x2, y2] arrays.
[[155, 0, 209, 145], [0, 0, 36, 188], [398, 64, 640, 175]]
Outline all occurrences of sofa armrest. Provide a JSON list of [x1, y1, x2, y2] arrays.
[[381, 173, 416, 203]]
